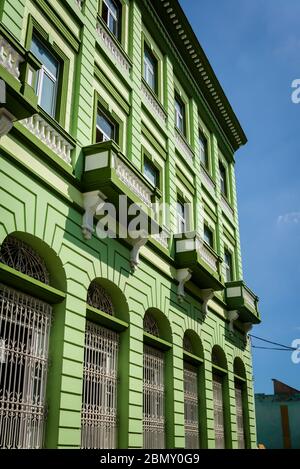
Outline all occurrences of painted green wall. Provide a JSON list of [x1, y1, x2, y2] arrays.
[[0, 0, 258, 449]]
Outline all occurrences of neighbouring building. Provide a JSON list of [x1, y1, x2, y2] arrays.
[[0, 0, 261, 449], [256, 380, 300, 449]]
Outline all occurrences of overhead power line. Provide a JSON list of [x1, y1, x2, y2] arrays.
[[249, 334, 297, 351]]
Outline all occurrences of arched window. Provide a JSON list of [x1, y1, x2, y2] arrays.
[[234, 358, 247, 449], [143, 312, 165, 449], [87, 281, 114, 316], [81, 282, 118, 449], [0, 236, 52, 449], [183, 332, 202, 449], [212, 346, 228, 449]]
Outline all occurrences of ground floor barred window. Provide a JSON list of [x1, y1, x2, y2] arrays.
[[81, 321, 119, 449], [0, 284, 52, 449], [213, 374, 225, 449], [184, 362, 199, 449], [235, 382, 246, 449], [143, 345, 165, 449]]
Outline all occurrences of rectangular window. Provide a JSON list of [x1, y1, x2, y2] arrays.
[[144, 158, 159, 188], [31, 35, 60, 118], [219, 161, 228, 197], [224, 249, 233, 283], [96, 111, 116, 143], [235, 382, 246, 449], [143, 345, 165, 449], [102, 0, 120, 39], [204, 225, 214, 249], [199, 132, 209, 169], [81, 322, 119, 449], [213, 374, 225, 449], [143, 44, 157, 93], [175, 93, 185, 135], [177, 200, 187, 234], [184, 363, 200, 449]]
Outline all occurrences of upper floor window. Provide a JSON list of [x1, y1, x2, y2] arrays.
[[199, 132, 209, 169], [175, 93, 186, 135], [31, 35, 60, 118], [224, 249, 233, 282], [177, 200, 187, 234], [204, 225, 214, 249], [219, 162, 228, 198], [102, 0, 121, 39], [96, 111, 116, 143], [143, 45, 157, 93], [144, 158, 159, 188]]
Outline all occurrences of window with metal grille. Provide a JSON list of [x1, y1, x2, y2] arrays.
[[0, 284, 52, 449], [213, 374, 225, 449], [0, 236, 50, 285], [87, 282, 115, 316], [184, 362, 199, 449], [143, 345, 165, 449], [81, 321, 119, 449], [235, 382, 246, 449], [143, 312, 159, 337]]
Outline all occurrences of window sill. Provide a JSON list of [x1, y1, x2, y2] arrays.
[[86, 304, 129, 332], [143, 332, 172, 351], [0, 262, 65, 304], [183, 350, 203, 365]]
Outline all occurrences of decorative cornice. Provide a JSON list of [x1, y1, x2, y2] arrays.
[[144, 0, 247, 152]]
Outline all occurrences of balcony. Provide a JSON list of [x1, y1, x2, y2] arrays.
[[225, 280, 261, 324], [82, 140, 161, 243], [175, 232, 223, 291], [0, 24, 41, 136]]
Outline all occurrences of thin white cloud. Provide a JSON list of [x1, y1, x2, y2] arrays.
[[277, 212, 300, 225]]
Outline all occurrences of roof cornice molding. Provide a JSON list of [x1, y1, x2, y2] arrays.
[[145, 0, 247, 152]]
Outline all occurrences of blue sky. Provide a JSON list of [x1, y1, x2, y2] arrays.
[[180, 0, 300, 393]]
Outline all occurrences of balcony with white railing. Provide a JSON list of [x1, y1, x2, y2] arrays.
[[175, 232, 223, 291], [174, 128, 194, 166], [225, 280, 260, 324], [0, 23, 41, 137], [221, 196, 234, 223]]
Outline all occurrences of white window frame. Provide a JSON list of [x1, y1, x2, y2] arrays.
[[175, 96, 185, 134], [34, 40, 59, 119], [177, 200, 187, 234], [144, 47, 156, 91], [96, 111, 116, 143], [199, 132, 209, 169], [103, 0, 119, 37], [224, 249, 233, 283]]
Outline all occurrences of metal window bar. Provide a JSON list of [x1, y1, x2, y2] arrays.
[[235, 384, 246, 449], [213, 374, 225, 449], [81, 321, 119, 449], [143, 345, 165, 449], [184, 362, 199, 449], [0, 284, 52, 449], [143, 313, 159, 337]]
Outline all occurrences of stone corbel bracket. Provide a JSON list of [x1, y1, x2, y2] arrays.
[[227, 310, 239, 333], [243, 322, 253, 334], [129, 230, 148, 272], [82, 190, 107, 240], [176, 268, 192, 303], [199, 289, 215, 317], [0, 108, 15, 138]]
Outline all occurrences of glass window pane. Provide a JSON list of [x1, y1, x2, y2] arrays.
[[199, 133, 208, 168], [224, 250, 233, 282], [40, 73, 56, 117], [144, 160, 158, 187], [97, 113, 115, 141], [219, 162, 227, 196], [144, 47, 156, 91], [204, 226, 213, 248], [31, 36, 59, 78]]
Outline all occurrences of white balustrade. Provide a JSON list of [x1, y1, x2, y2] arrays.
[[199, 242, 218, 272], [0, 35, 23, 80], [221, 196, 234, 222], [96, 22, 131, 75], [113, 155, 152, 208], [200, 167, 216, 196], [175, 130, 194, 165], [243, 287, 256, 310], [21, 114, 73, 164], [141, 82, 167, 125], [153, 230, 169, 250]]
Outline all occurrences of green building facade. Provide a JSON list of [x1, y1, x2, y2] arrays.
[[0, 0, 261, 449]]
